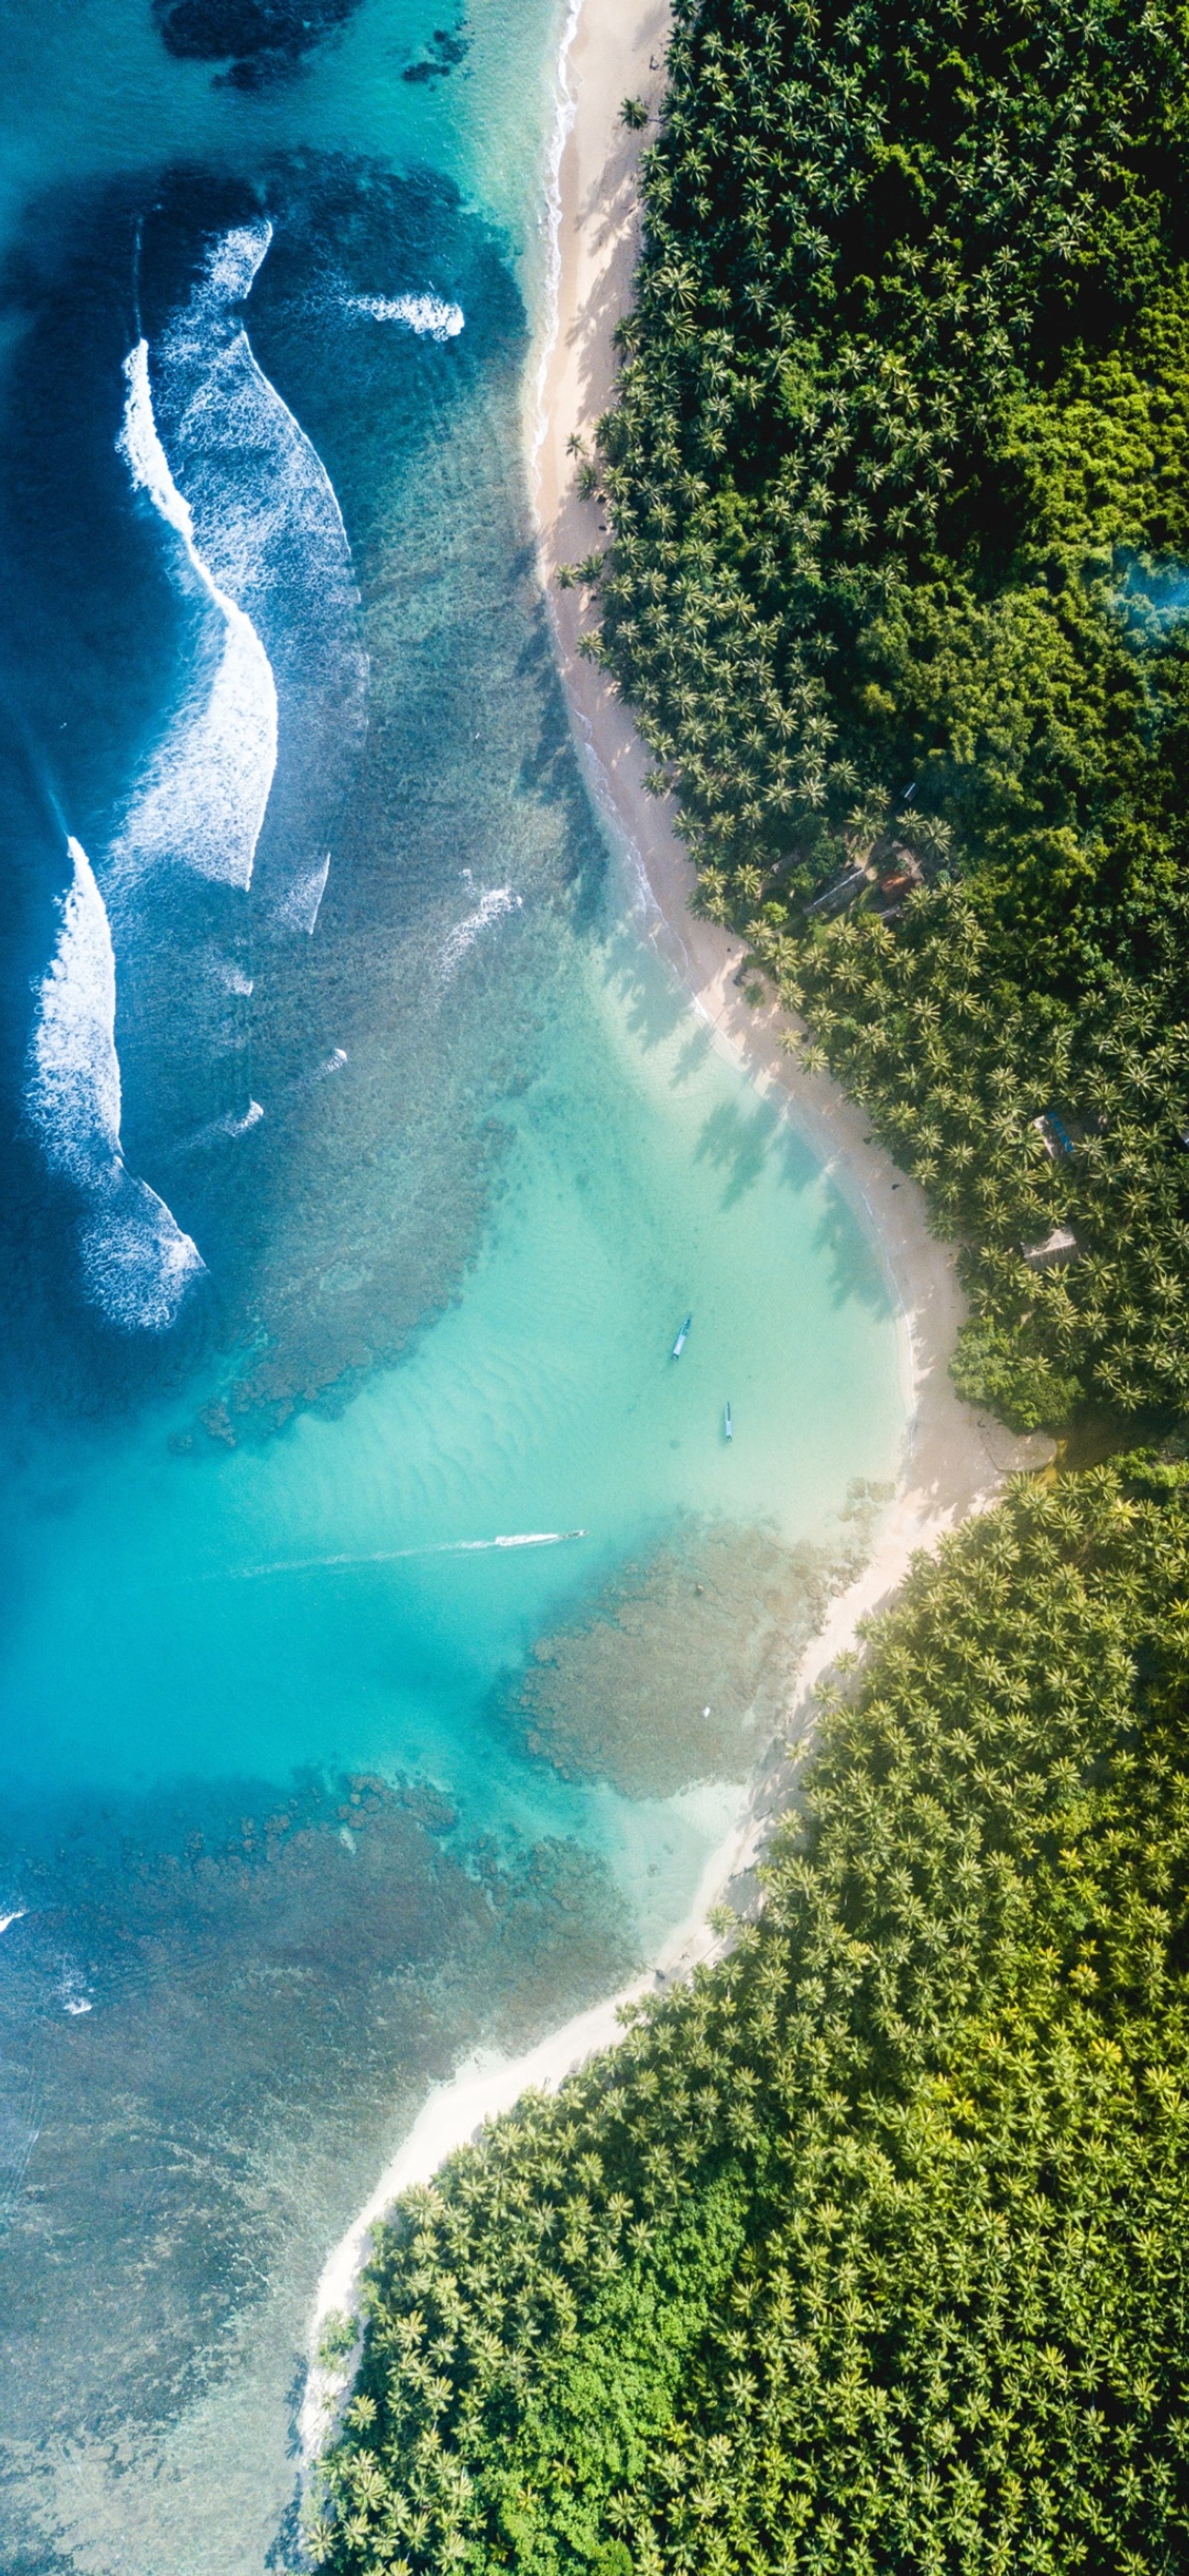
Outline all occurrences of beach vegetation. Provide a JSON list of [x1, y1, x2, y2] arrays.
[[312, 1457, 1189, 2572], [579, 0, 1189, 1433]]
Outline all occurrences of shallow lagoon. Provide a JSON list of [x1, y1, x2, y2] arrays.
[[0, 1, 905, 2563]]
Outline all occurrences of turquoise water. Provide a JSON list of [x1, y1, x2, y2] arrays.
[[0, 2, 905, 2566], [2, 915, 899, 1809]]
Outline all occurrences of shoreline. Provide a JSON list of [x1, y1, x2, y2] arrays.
[[299, 0, 1053, 2467], [531, 0, 1052, 1538]]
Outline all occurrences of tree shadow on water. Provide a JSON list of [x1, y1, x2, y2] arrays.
[[812, 1181, 898, 1318], [673, 1022, 715, 1086], [694, 1093, 820, 1208], [692, 1095, 895, 1320], [600, 927, 692, 1057]]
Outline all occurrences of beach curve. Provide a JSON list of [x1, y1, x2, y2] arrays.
[[299, 0, 1054, 2472]]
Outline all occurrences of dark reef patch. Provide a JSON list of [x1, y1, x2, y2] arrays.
[[152, 0, 362, 88], [402, 21, 470, 82], [0, 1761, 633, 2553]]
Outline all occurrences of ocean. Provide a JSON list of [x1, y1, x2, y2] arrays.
[[0, 1, 906, 2565]]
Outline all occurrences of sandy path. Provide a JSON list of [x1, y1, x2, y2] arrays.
[[299, 0, 1053, 2461]]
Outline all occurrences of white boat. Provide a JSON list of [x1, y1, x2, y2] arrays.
[[724, 1401, 733, 1440], [671, 1312, 692, 1359]]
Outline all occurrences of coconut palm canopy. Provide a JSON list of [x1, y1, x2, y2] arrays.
[[314, 1459, 1189, 2575], [585, 0, 1189, 1433]]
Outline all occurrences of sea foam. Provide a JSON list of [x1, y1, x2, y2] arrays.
[[348, 291, 464, 340], [277, 849, 331, 935], [26, 836, 123, 1187], [149, 221, 369, 929], [26, 839, 205, 1331], [112, 339, 278, 893], [439, 884, 522, 981], [172, 1098, 265, 1159]]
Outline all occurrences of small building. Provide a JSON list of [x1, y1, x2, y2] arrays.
[[1022, 1225, 1079, 1271], [805, 866, 869, 917], [1031, 1103, 1092, 1161]]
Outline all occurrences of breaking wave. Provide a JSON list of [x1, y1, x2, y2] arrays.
[[149, 221, 369, 924], [173, 1098, 265, 1158], [348, 291, 464, 340], [277, 849, 330, 935], [25, 838, 205, 1331], [439, 884, 522, 980], [289, 1045, 348, 1095], [80, 1178, 206, 1332], [26, 837, 122, 1187], [108, 218, 366, 932], [111, 337, 278, 894]]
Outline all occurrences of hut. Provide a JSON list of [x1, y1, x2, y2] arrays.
[[1022, 1225, 1079, 1271]]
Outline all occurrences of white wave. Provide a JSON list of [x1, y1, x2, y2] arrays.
[[174, 1098, 265, 1158], [439, 885, 522, 981], [289, 1046, 348, 1095], [26, 837, 121, 1187], [26, 838, 206, 1333], [277, 849, 330, 935], [112, 339, 278, 894], [150, 223, 369, 924], [80, 1175, 206, 1333], [0, 1911, 26, 1937], [219, 1097, 264, 1135], [206, 221, 273, 305], [218, 961, 254, 996], [111, 217, 366, 928], [349, 291, 464, 340], [530, 0, 583, 498]]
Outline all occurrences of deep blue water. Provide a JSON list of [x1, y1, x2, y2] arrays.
[[0, 6, 906, 2566]]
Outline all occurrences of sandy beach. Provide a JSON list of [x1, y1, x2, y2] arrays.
[[300, 0, 1053, 2460], [533, 0, 1052, 1536]]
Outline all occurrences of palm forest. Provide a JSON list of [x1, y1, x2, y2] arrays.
[[313, 4, 1189, 2569]]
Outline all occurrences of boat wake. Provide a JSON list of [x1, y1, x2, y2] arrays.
[[25, 837, 205, 1331], [208, 1531, 590, 1583]]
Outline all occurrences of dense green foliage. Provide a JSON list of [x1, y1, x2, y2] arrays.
[[578, 0, 1189, 1427], [315, 1459, 1189, 2575]]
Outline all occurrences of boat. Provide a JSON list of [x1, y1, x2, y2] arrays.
[[671, 1312, 692, 1359], [724, 1401, 733, 1441]]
